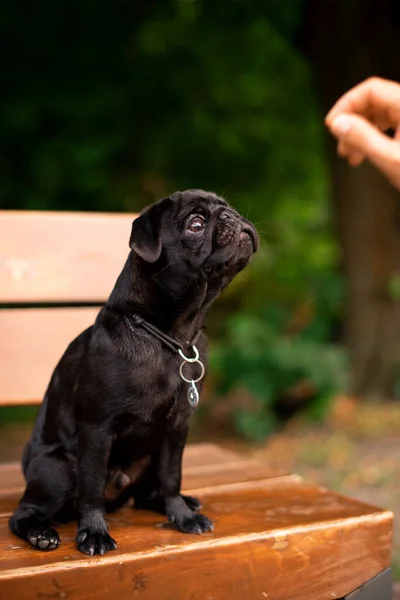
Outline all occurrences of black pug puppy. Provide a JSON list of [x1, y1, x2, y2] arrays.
[[9, 190, 258, 556]]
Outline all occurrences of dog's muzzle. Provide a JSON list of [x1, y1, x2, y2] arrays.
[[215, 210, 258, 252]]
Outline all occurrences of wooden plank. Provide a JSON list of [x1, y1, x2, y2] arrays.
[[0, 465, 286, 517], [0, 210, 136, 303], [0, 463, 24, 490], [0, 308, 99, 405], [0, 475, 301, 520], [182, 443, 242, 467], [182, 467, 295, 496], [0, 481, 393, 600], [0, 445, 268, 493], [0, 444, 248, 492], [0, 445, 280, 517], [0, 472, 297, 520]]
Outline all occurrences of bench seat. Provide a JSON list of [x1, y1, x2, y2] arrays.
[[0, 444, 393, 600]]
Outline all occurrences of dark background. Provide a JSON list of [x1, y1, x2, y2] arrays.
[[2, 0, 400, 438]]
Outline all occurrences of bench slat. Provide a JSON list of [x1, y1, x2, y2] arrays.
[[0, 307, 99, 405], [0, 444, 281, 502], [0, 444, 266, 495], [0, 461, 284, 517], [0, 211, 135, 303], [0, 480, 392, 600]]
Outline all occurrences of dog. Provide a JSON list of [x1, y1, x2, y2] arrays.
[[9, 189, 258, 556]]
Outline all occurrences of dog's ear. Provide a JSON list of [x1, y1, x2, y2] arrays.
[[129, 204, 162, 263]]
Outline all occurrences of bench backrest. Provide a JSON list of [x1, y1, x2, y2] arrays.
[[0, 210, 136, 406]]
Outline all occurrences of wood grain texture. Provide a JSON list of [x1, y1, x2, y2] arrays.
[[0, 459, 277, 502], [0, 481, 393, 600], [0, 444, 282, 519], [0, 444, 273, 494], [0, 463, 24, 490], [0, 210, 136, 303], [0, 307, 100, 404], [0, 444, 245, 489]]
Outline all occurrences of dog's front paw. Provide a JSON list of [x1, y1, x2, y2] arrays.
[[76, 529, 117, 556], [174, 513, 214, 534], [28, 526, 60, 551]]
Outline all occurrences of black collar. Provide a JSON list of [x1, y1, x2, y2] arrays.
[[124, 313, 201, 354]]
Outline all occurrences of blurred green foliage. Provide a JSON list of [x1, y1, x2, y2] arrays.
[[211, 311, 347, 440], [208, 187, 347, 439], [2, 0, 320, 215], [1, 0, 346, 437]]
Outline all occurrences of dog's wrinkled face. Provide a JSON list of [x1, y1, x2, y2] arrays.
[[129, 189, 258, 298]]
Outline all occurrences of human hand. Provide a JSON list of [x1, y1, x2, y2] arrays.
[[325, 77, 400, 190]]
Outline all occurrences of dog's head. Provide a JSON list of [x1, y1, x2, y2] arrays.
[[129, 190, 258, 301]]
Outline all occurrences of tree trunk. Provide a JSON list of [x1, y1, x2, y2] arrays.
[[334, 160, 400, 396], [304, 0, 400, 396]]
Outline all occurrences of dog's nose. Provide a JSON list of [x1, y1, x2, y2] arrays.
[[219, 210, 230, 220]]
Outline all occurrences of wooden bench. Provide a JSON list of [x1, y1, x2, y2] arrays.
[[0, 209, 394, 599]]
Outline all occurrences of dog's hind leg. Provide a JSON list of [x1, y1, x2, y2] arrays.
[[9, 451, 75, 551]]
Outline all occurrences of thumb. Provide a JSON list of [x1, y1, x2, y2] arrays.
[[330, 114, 400, 182]]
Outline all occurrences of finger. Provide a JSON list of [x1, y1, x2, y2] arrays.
[[348, 150, 365, 166], [337, 139, 350, 157], [337, 139, 365, 166], [326, 79, 374, 124], [326, 77, 400, 130], [329, 113, 400, 186]]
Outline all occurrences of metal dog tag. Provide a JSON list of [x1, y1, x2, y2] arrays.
[[187, 381, 199, 408], [178, 345, 205, 409]]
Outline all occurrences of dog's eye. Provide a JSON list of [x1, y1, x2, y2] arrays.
[[187, 216, 205, 233]]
